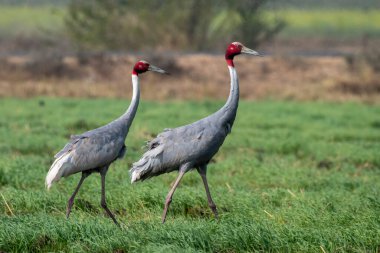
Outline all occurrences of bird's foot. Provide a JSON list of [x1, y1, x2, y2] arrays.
[[209, 202, 219, 220], [66, 199, 74, 219], [66, 210, 71, 219], [212, 209, 219, 220], [101, 202, 120, 226], [161, 210, 168, 224], [161, 197, 172, 224]]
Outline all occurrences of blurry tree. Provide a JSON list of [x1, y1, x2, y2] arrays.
[[208, 0, 285, 49], [65, 0, 284, 51], [65, 0, 130, 50]]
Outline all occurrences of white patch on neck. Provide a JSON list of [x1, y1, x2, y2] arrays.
[[228, 66, 237, 92], [131, 75, 140, 103]]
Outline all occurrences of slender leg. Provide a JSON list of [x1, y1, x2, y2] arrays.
[[162, 170, 186, 223], [66, 172, 90, 219], [197, 165, 218, 219], [100, 167, 119, 226]]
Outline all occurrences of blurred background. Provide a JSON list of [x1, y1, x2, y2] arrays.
[[0, 0, 379, 102]]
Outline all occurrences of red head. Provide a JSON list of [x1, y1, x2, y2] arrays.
[[225, 42, 261, 67], [132, 60, 168, 75]]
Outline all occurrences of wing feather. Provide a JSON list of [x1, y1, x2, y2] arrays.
[[54, 135, 87, 159], [130, 120, 227, 182]]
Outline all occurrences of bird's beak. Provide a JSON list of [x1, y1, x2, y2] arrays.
[[241, 46, 262, 56], [148, 65, 169, 75]]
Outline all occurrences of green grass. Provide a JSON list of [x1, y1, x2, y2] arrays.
[[267, 9, 380, 38], [0, 98, 379, 252], [0, 5, 64, 36]]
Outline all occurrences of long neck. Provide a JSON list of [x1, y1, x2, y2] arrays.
[[118, 74, 140, 135], [216, 64, 239, 126]]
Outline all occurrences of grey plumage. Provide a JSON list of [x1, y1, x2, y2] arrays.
[[46, 61, 167, 225], [48, 115, 134, 182], [130, 66, 238, 182], [46, 76, 139, 189], [130, 42, 260, 223]]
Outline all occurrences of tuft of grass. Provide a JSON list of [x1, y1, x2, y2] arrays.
[[0, 98, 379, 252]]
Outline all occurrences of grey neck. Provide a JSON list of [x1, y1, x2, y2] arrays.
[[117, 74, 140, 136], [215, 66, 239, 126]]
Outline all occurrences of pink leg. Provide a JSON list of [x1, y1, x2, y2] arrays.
[[100, 167, 119, 226], [197, 165, 218, 219], [162, 170, 186, 223], [66, 172, 90, 219]]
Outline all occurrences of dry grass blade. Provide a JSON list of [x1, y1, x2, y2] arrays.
[[1, 193, 14, 216]]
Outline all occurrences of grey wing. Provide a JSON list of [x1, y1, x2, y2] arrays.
[[54, 134, 88, 159], [130, 120, 227, 182], [160, 122, 227, 166], [54, 122, 112, 159], [130, 129, 183, 182], [47, 121, 129, 189], [55, 130, 124, 171], [46, 134, 90, 187], [70, 132, 125, 170]]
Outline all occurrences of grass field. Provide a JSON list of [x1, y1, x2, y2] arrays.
[[0, 98, 379, 252], [0, 6, 64, 36], [269, 9, 380, 38]]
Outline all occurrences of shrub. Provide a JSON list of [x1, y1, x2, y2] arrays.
[[65, 0, 284, 51], [337, 46, 380, 94]]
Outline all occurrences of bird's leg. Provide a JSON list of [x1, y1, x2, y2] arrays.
[[197, 165, 218, 219], [99, 167, 119, 226], [66, 172, 90, 219], [162, 170, 186, 224]]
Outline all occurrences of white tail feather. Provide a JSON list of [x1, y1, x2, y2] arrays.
[[130, 170, 140, 183], [45, 153, 72, 189], [130, 144, 164, 183]]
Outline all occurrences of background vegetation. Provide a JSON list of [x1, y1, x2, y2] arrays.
[[0, 0, 379, 53], [65, 0, 284, 51], [1, 6, 379, 40]]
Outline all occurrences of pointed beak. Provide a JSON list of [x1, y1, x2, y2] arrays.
[[241, 46, 262, 56], [148, 65, 169, 75]]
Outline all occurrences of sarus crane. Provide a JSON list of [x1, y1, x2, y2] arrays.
[[130, 42, 261, 223], [45, 60, 168, 225]]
